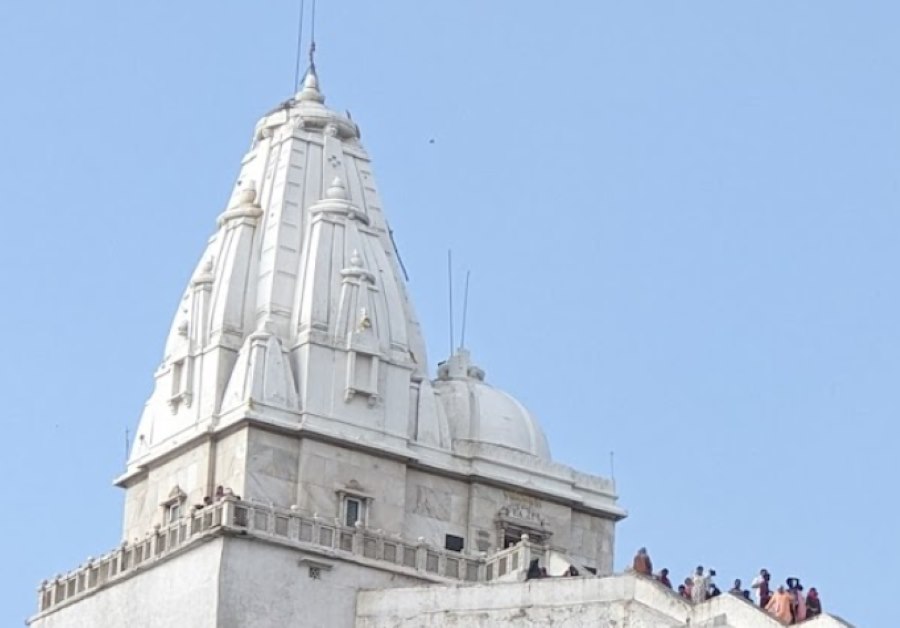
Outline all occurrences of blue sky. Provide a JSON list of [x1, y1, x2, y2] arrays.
[[1, 1, 897, 625]]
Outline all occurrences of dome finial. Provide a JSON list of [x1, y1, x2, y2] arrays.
[[439, 348, 481, 381]]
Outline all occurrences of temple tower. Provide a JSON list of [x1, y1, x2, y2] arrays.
[[30, 65, 624, 627]]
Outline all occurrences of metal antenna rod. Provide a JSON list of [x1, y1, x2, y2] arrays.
[[448, 250, 455, 355], [309, 0, 318, 68], [460, 270, 471, 349], [388, 228, 410, 281], [610, 451, 616, 483], [293, 0, 306, 91], [125, 428, 130, 465]]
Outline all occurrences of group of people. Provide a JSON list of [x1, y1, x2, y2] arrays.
[[632, 548, 823, 624], [524, 558, 581, 580], [193, 485, 241, 511], [751, 568, 822, 624]]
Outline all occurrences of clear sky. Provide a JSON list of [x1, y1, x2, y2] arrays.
[[1, 1, 897, 625]]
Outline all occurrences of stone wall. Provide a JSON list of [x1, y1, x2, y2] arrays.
[[295, 438, 409, 531], [30, 533, 442, 628], [121, 438, 214, 541], [355, 573, 854, 628], [217, 535, 429, 628], [30, 537, 223, 628], [403, 469, 469, 549], [30, 513, 853, 628], [356, 574, 687, 628], [244, 428, 300, 506], [119, 423, 618, 573]]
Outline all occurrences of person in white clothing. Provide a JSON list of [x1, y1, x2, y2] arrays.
[[691, 566, 708, 603], [750, 568, 772, 608]]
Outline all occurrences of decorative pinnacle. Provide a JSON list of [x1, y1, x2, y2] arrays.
[[238, 179, 258, 206], [297, 65, 325, 104], [325, 176, 348, 200]]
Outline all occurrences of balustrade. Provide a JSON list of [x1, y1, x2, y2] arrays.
[[484, 534, 543, 582], [36, 498, 527, 614]]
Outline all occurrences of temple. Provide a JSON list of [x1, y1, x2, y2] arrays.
[[28, 64, 853, 628]]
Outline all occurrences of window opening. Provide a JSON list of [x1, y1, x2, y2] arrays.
[[171, 360, 184, 396], [166, 502, 182, 524], [344, 497, 363, 527]]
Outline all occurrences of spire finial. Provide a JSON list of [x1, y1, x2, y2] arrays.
[[309, 0, 318, 68], [297, 65, 324, 103], [292, 0, 306, 93], [294, 0, 323, 103]]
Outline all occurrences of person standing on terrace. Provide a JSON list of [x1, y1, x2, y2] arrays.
[[656, 567, 672, 588], [765, 585, 793, 623], [751, 568, 772, 608], [791, 582, 807, 623], [632, 547, 653, 576], [806, 588, 822, 618], [691, 566, 709, 603]]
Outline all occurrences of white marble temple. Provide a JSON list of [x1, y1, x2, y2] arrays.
[[27, 56, 857, 628], [110, 64, 624, 564]]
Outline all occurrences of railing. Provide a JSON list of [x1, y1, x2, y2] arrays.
[[36, 500, 227, 614], [484, 534, 543, 582], [229, 501, 484, 583], [35, 498, 507, 615]]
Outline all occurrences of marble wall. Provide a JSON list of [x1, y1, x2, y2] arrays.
[[121, 439, 213, 541], [244, 429, 300, 506], [218, 536, 429, 628], [30, 534, 433, 628], [355, 573, 853, 628], [30, 537, 223, 628], [294, 438, 409, 531], [402, 470, 469, 549], [121, 423, 616, 572]]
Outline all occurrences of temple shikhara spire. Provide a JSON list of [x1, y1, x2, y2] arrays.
[[126, 62, 445, 475], [28, 55, 851, 628]]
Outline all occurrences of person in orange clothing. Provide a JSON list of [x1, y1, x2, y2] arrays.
[[632, 547, 653, 576], [765, 585, 793, 623]]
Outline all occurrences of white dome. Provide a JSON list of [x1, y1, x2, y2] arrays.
[[434, 350, 551, 462]]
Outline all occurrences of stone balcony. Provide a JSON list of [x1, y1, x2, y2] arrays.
[[32, 500, 855, 627], [34, 497, 548, 617]]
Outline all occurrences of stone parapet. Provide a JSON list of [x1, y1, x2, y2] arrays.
[[34, 500, 229, 618], [227, 500, 486, 583], [356, 572, 855, 628], [33, 498, 525, 619]]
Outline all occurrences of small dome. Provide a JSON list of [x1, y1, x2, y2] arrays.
[[434, 350, 551, 462]]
